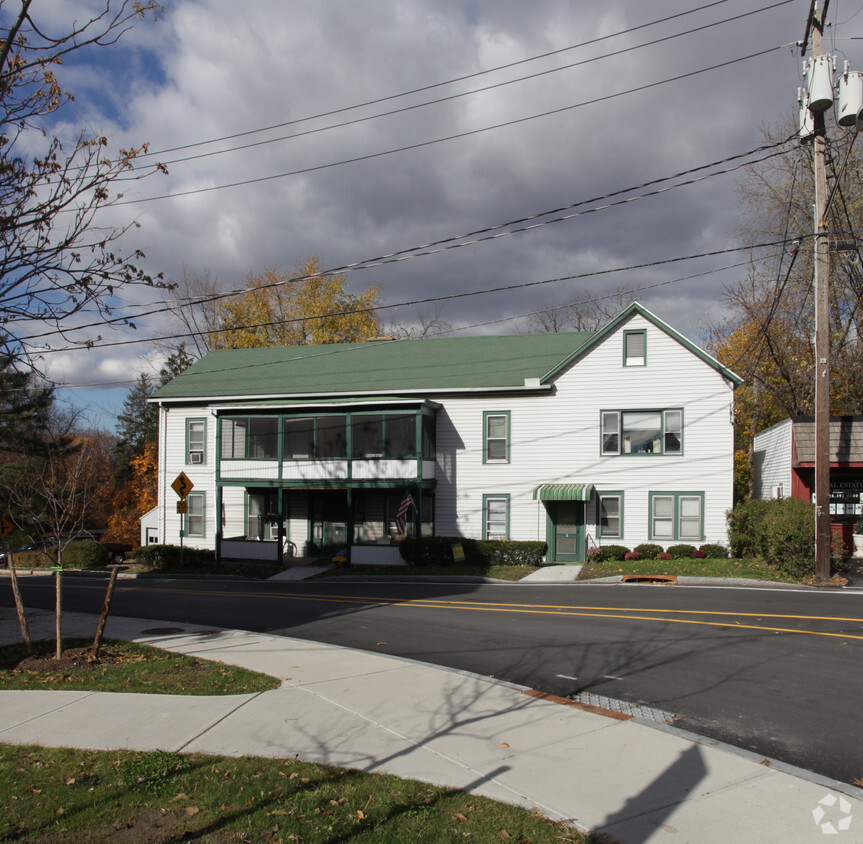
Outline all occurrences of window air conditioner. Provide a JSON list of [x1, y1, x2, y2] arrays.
[[190, 451, 203, 464]]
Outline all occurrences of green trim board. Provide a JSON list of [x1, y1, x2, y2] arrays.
[[533, 483, 595, 501]]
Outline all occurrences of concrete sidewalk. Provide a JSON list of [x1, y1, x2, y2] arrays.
[[0, 607, 860, 843]]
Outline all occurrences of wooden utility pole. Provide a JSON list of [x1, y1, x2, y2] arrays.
[[803, 1, 833, 582]]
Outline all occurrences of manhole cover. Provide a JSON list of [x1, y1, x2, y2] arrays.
[[571, 692, 677, 723]]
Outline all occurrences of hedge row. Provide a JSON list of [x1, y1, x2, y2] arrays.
[[398, 537, 547, 567], [9, 540, 110, 570], [128, 544, 216, 570], [587, 542, 729, 563]]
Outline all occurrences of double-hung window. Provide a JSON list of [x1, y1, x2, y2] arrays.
[[483, 494, 510, 540], [484, 411, 510, 463], [601, 410, 683, 455], [599, 493, 623, 539], [650, 492, 703, 542], [186, 419, 206, 464], [186, 492, 205, 538]]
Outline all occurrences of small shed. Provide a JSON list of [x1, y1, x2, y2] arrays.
[[753, 416, 863, 551]]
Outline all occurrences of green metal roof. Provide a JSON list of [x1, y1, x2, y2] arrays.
[[533, 483, 595, 501], [152, 332, 594, 401]]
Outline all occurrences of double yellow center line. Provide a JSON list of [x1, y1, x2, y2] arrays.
[[54, 581, 863, 642]]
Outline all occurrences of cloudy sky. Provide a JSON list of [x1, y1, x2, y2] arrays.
[[11, 0, 862, 429]]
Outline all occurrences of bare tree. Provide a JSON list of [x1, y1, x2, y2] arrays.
[[0, 0, 168, 364], [2, 410, 113, 658], [524, 285, 640, 333]]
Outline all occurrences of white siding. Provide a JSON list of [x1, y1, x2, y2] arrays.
[[154, 311, 737, 556], [435, 312, 735, 548], [753, 419, 793, 499], [160, 406, 217, 550]]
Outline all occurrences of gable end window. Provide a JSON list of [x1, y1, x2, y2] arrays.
[[483, 411, 510, 463], [624, 330, 646, 366], [186, 418, 206, 465], [601, 410, 683, 455]]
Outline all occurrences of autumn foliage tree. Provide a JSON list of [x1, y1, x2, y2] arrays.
[[103, 441, 157, 546], [212, 258, 382, 349], [708, 118, 863, 498]]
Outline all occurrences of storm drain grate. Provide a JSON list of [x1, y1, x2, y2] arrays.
[[571, 692, 677, 723]]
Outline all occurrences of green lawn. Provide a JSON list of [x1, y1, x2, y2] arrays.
[[0, 638, 280, 695], [0, 746, 592, 842], [578, 556, 797, 582]]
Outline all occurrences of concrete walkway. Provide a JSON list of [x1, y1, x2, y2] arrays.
[[0, 607, 860, 842]]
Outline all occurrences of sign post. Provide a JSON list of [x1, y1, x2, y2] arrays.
[[172, 473, 194, 569]]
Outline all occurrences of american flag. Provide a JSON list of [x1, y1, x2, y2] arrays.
[[395, 490, 415, 536]]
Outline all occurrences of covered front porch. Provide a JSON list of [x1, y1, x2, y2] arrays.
[[216, 483, 434, 565]]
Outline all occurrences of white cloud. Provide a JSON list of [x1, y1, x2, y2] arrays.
[[11, 0, 848, 428]]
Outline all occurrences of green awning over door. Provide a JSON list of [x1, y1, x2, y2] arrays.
[[532, 483, 595, 501]]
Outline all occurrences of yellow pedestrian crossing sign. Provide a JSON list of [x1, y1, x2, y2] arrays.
[[172, 472, 194, 500]]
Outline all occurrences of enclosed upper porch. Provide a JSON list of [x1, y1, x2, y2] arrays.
[[214, 401, 439, 485]]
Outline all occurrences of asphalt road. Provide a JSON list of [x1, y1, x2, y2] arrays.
[[4, 575, 863, 786]]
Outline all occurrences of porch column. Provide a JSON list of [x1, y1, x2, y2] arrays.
[[346, 487, 354, 564], [277, 487, 285, 565], [215, 486, 223, 562]]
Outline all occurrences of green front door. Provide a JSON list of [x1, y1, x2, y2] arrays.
[[549, 501, 584, 563]]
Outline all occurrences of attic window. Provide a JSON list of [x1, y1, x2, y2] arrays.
[[624, 330, 646, 366]]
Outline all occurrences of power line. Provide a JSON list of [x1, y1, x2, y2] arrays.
[[134, 0, 742, 162], [121, 1, 794, 175], [115, 45, 786, 207], [42, 250, 787, 392], [18, 137, 797, 345], [28, 238, 800, 359]]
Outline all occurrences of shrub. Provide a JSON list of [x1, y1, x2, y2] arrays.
[[13, 549, 53, 568], [596, 544, 630, 562], [692, 549, 707, 558], [699, 542, 729, 559], [633, 543, 663, 559], [667, 544, 697, 559], [727, 498, 817, 577], [624, 551, 640, 561], [397, 537, 547, 567], [760, 497, 815, 577], [726, 499, 771, 558], [656, 551, 672, 560], [61, 540, 110, 569], [128, 544, 215, 570]]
